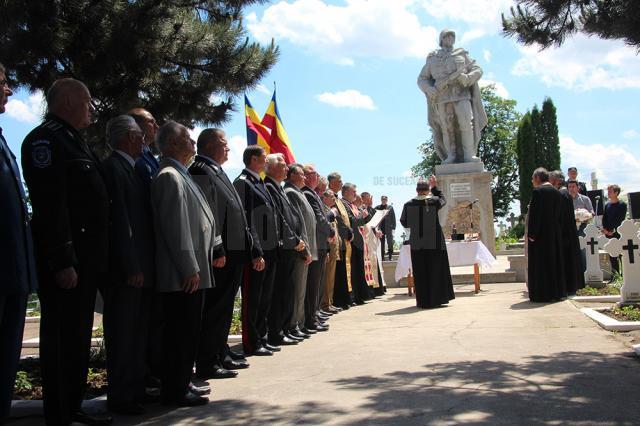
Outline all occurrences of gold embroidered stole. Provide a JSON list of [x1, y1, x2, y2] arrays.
[[335, 198, 352, 292]]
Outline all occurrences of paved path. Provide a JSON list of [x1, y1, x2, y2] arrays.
[[117, 283, 639, 425]]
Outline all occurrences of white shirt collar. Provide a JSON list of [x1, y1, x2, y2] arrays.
[[246, 168, 261, 181]]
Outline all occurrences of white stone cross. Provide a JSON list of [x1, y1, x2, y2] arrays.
[[603, 220, 640, 302], [578, 224, 608, 285], [508, 212, 517, 229]]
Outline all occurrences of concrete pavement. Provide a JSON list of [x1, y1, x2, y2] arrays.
[[115, 283, 640, 425]]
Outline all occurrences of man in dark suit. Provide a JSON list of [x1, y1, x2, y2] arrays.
[[129, 108, 160, 184], [375, 196, 396, 260], [264, 154, 307, 346], [128, 107, 162, 388], [302, 164, 334, 330], [233, 146, 279, 356], [190, 128, 252, 379], [0, 63, 38, 424], [22, 78, 113, 425], [151, 121, 219, 407], [101, 115, 156, 415]]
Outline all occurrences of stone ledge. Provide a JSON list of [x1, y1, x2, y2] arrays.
[[633, 344, 640, 356], [435, 162, 485, 175], [581, 307, 640, 331], [571, 295, 620, 303]]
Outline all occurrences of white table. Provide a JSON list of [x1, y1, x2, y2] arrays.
[[395, 240, 497, 294]]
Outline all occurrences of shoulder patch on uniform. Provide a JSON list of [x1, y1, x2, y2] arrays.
[[43, 120, 62, 131], [239, 175, 247, 180], [32, 142, 52, 168]]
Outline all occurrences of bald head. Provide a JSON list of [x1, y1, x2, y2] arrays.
[[46, 78, 94, 130]]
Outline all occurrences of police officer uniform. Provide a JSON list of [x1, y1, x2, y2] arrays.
[[21, 113, 110, 425]]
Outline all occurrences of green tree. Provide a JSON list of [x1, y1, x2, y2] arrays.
[[516, 113, 536, 215], [412, 85, 521, 218], [0, 0, 278, 148], [529, 105, 544, 167], [502, 0, 640, 49], [541, 98, 561, 171]]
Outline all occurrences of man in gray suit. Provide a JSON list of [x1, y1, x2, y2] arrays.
[[151, 121, 220, 407], [190, 128, 252, 379], [302, 164, 333, 332], [284, 164, 316, 337], [102, 115, 155, 415]]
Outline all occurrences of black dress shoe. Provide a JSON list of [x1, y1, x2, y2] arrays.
[[198, 366, 238, 379], [319, 310, 334, 316], [222, 358, 250, 370], [264, 343, 281, 352], [137, 393, 160, 404], [107, 401, 145, 416], [279, 336, 299, 345], [290, 329, 310, 339], [227, 349, 247, 361], [314, 323, 329, 331], [71, 410, 113, 425], [250, 346, 273, 356], [285, 332, 304, 342], [189, 382, 211, 396], [301, 327, 317, 335]]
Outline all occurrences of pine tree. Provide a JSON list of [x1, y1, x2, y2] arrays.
[[0, 1, 278, 148], [541, 97, 561, 171], [516, 112, 536, 215], [503, 0, 640, 49], [529, 105, 545, 168]]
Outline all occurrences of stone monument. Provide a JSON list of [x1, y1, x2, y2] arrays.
[[603, 220, 640, 303], [417, 29, 495, 255], [578, 223, 608, 287]]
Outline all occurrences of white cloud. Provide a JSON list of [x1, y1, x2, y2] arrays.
[[419, 0, 514, 42], [255, 84, 272, 96], [188, 126, 205, 142], [483, 49, 492, 62], [479, 79, 510, 98], [560, 135, 640, 193], [512, 35, 640, 91], [316, 89, 376, 110], [5, 91, 45, 124], [226, 135, 248, 171], [623, 129, 638, 139], [247, 0, 439, 64]]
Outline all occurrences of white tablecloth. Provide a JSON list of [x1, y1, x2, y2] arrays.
[[394, 240, 496, 282]]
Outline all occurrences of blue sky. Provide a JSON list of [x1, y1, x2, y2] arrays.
[[3, 0, 639, 226]]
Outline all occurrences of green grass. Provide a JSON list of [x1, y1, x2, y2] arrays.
[[577, 285, 620, 296], [230, 297, 242, 335], [610, 305, 640, 322]]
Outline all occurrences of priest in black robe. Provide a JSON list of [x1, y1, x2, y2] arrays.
[[526, 168, 567, 302], [550, 170, 585, 294], [400, 177, 454, 309]]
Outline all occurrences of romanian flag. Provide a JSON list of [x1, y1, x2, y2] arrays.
[[261, 89, 296, 164], [245, 95, 271, 153]]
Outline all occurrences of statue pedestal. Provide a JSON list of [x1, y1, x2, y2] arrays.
[[435, 162, 496, 256]]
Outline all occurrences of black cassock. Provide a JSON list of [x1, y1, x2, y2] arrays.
[[559, 188, 585, 294], [400, 188, 454, 309], [527, 184, 567, 302]]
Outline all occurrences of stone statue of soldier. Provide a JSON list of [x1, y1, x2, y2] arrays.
[[417, 29, 487, 164]]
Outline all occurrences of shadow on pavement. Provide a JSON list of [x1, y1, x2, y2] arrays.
[[329, 351, 640, 425], [117, 399, 348, 425]]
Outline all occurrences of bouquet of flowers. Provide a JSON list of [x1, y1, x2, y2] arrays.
[[574, 208, 593, 224]]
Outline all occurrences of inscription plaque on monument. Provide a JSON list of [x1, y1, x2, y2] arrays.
[[449, 182, 472, 199]]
